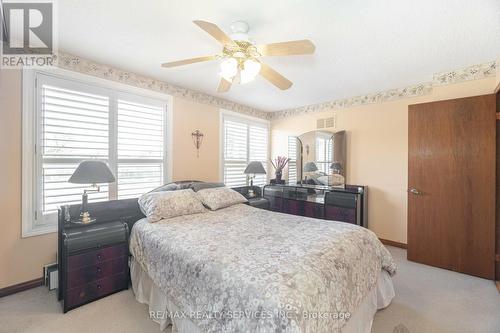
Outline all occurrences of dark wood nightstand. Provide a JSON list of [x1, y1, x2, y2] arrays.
[[231, 185, 270, 210], [58, 209, 129, 313]]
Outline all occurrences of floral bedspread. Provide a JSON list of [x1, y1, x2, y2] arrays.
[[129, 204, 396, 332]]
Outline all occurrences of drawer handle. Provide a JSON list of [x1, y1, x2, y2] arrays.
[[97, 284, 102, 290], [96, 267, 102, 273], [97, 254, 103, 260]]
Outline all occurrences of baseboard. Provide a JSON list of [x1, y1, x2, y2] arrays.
[[379, 238, 407, 249], [0, 277, 44, 298]]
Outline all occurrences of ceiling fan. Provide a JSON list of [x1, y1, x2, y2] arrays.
[[161, 20, 315, 93]]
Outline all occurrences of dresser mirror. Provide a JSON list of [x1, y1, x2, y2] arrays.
[[293, 130, 346, 186]]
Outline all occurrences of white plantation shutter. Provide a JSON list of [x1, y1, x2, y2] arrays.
[[316, 137, 326, 173], [249, 125, 268, 186], [223, 120, 248, 187], [117, 99, 165, 199], [40, 83, 111, 220], [222, 114, 268, 187], [29, 73, 169, 231], [287, 136, 297, 183], [315, 136, 333, 174]]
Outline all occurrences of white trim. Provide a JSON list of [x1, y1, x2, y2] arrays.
[[21, 68, 173, 237], [22, 70, 46, 237], [30, 67, 172, 102]]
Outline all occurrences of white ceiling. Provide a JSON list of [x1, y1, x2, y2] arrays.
[[58, 0, 500, 112]]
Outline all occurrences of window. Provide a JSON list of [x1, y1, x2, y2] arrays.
[[316, 135, 333, 174], [23, 71, 169, 236], [221, 112, 269, 187], [287, 136, 298, 183]]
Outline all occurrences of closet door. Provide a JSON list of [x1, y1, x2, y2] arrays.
[[408, 95, 496, 279]]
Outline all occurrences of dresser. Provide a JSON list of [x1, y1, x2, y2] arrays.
[[263, 184, 367, 227], [58, 206, 131, 312]]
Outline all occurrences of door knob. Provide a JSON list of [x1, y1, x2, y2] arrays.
[[408, 188, 421, 195]]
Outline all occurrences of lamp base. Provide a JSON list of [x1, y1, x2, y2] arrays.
[[71, 211, 96, 225], [70, 219, 97, 225]]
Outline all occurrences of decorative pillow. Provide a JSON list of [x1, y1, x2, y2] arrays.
[[190, 182, 225, 192], [138, 189, 206, 222], [197, 187, 248, 211]]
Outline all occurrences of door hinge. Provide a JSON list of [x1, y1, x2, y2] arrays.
[[34, 210, 38, 220]]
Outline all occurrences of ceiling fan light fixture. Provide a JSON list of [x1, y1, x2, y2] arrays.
[[220, 57, 238, 81], [161, 20, 315, 92], [240, 59, 262, 84]]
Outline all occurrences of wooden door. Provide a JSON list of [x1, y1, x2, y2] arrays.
[[408, 95, 496, 279], [496, 89, 500, 282]]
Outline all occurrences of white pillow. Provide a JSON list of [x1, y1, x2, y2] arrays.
[[197, 187, 248, 210], [138, 189, 206, 222]]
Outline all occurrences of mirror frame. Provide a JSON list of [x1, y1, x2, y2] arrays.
[[295, 130, 346, 185]]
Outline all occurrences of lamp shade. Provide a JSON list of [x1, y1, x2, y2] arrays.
[[303, 162, 318, 172], [68, 161, 115, 184], [244, 161, 266, 175], [330, 162, 343, 172]]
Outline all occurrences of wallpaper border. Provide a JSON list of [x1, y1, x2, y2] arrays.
[[270, 61, 497, 120], [55, 51, 496, 121]]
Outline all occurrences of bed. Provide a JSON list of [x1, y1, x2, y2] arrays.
[[129, 200, 396, 332]]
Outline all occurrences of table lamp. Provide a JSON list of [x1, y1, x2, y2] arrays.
[[68, 161, 115, 224], [303, 162, 318, 183], [330, 162, 345, 186], [244, 161, 266, 197], [330, 162, 343, 173]]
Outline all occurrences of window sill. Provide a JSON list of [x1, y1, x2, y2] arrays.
[[22, 224, 57, 238]]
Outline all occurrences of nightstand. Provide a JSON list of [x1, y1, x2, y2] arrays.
[[58, 217, 129, 313], [231, 185, 270, 210]]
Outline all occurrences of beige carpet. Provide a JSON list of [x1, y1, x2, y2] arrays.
[[0, 246, 498, 333]]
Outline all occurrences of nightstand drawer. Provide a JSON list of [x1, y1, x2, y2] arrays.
[[68, 244, 127, 270], [67, 256, 127, 289], [66, 272, 127, 310]]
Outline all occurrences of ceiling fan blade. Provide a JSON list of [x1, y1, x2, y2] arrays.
[[161, 55, 216, 68], [257, 39, 315, 56], [259, 63, 293, 90], [193, 20, 235, 46], [217, 78, 232, 93]]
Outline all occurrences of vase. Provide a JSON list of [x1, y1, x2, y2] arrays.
[[275, 170, 282, 181]]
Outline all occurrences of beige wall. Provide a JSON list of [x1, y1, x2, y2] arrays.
[[271, 77, 498, 244], [0, 70, 58, 289], [0, 69, 223, 288], [171, 98, 221, 182]]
